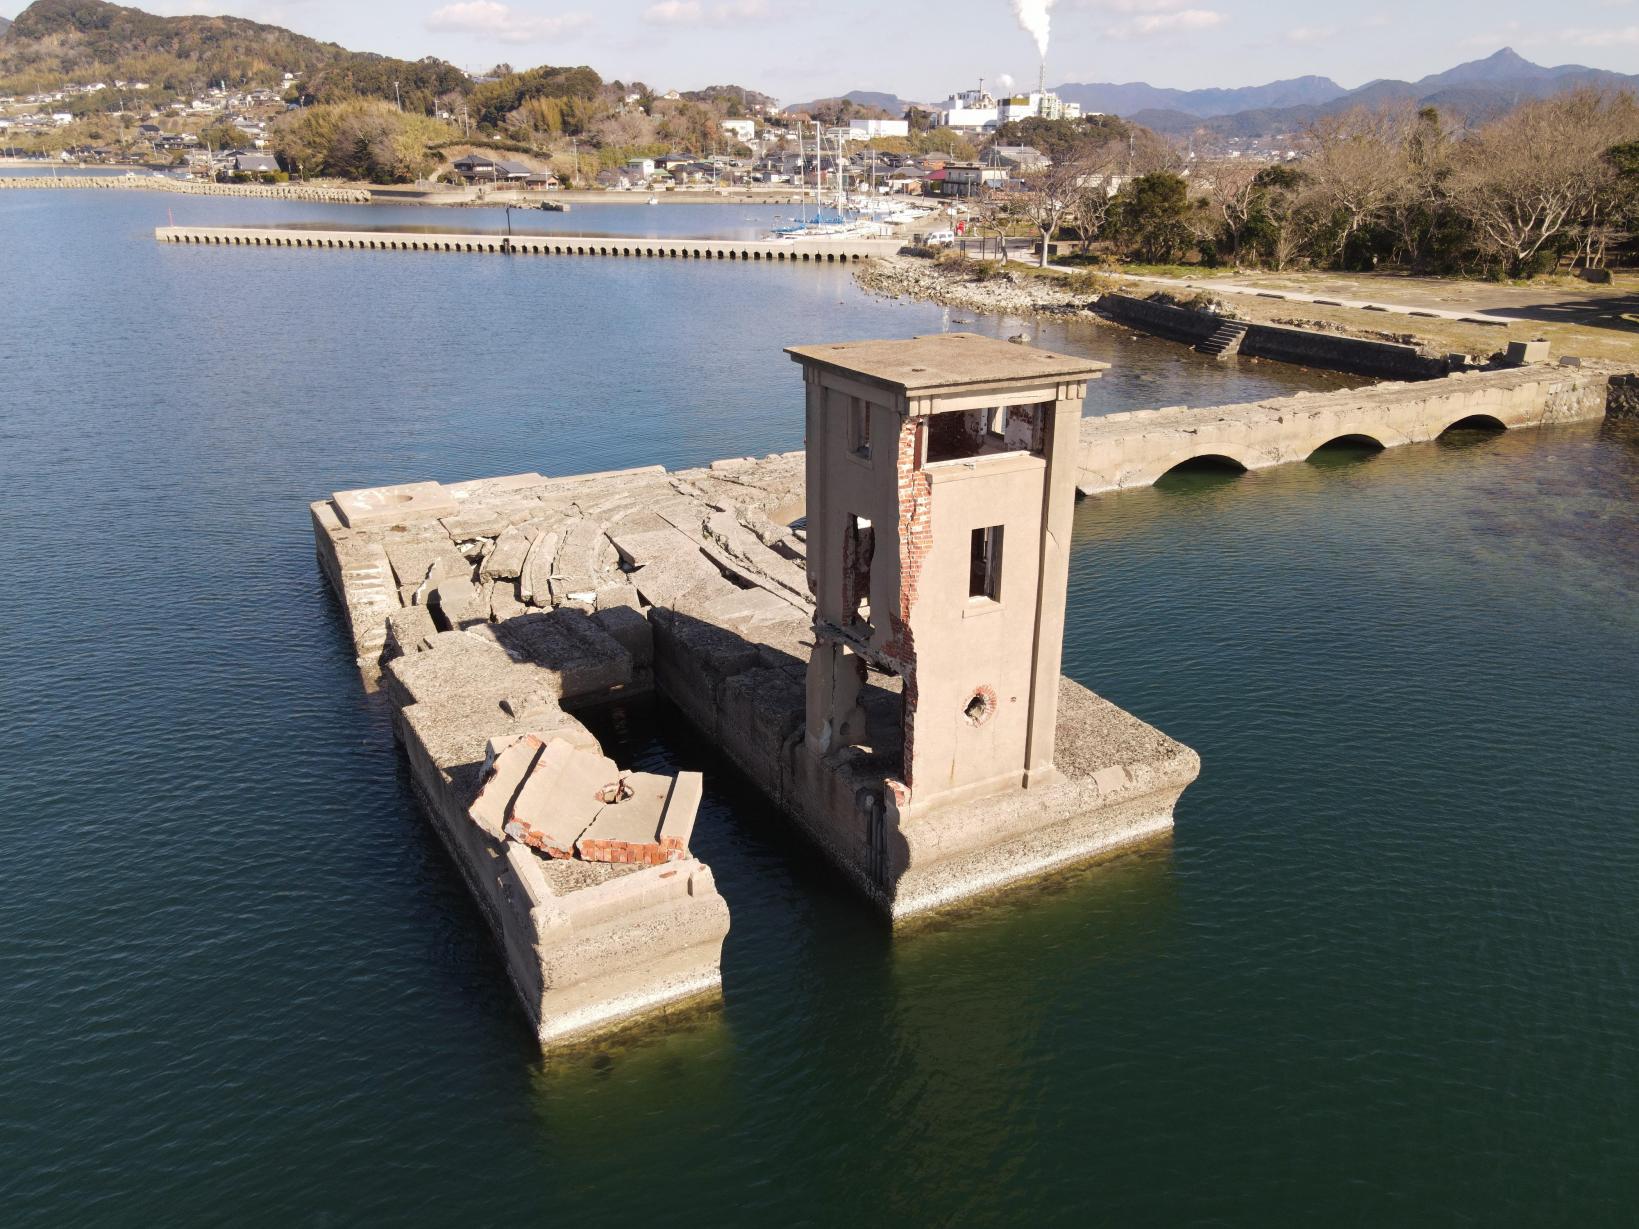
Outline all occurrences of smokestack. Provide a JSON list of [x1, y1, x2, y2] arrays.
[[1038, 62, 1045, 96]]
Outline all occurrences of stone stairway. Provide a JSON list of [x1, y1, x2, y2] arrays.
[[1196, 318, 1250, 359]]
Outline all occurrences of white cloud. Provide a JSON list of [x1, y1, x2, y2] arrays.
[[425, 1, 593, 44], [1285, 25, 1337, 46], [1560, 24, 1639, 44], [1078, 0, 1195, 10], [641, 0, 768, 26], [1103, 7, 1226, 38]]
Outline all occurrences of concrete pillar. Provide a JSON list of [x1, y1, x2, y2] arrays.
[[1023, 388, 1085, 784], [805, 640, 868, 756]]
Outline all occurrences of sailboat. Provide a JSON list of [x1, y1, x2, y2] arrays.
[[769, 123, 882, 240]]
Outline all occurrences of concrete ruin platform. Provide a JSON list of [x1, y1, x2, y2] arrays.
[[312, 342, 1638, 1044], [314, 455, 1195, 940]]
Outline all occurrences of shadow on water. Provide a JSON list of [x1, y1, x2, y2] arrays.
[[1306, 435, 1387, 470], [1153, 454, 1250, 494]]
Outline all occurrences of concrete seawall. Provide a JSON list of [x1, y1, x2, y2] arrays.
[[1076, 363, 1621, 494], [156, 225, 898, 262], [1098, 292, 1451, 380], [2, 175, 371, 202]]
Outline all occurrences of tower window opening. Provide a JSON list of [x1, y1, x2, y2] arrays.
[[848, 396, 872, 460], [846, 514, 875, 626], [970, 525, 1003, 600]]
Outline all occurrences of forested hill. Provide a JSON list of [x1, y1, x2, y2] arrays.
[[0, 0, 349, 93]]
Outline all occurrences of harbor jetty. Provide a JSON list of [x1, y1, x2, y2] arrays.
[[158, 224, 899, 261], [1, 175, 372, 202], [312, 339, 1629, 1047]]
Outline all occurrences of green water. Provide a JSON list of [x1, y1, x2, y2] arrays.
[[1, 187, 1635, 1226]]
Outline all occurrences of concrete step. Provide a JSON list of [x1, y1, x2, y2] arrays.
[[1196, 320, 1250, 358]]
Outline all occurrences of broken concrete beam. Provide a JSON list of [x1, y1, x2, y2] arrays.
[[331, 480, 457, 529], [575, 772, 674, 865], [551, 518, 609, 593], [385, 540, 472, 600], [469, 734, 545, 839], [477, 609, 633, 701], [657, 771, 703, 858], [630, 547, 726, 609], [592, 604, 653, 669], [490, 579, 528, 624], [506, 737, 619, 857], [608, 526, 691, 570], [594, 584, 642, 612], [383, 605, 439, 662], [481, 523, 534, 581], [426, 573, 489, 629], [518, 530, 560, 606]]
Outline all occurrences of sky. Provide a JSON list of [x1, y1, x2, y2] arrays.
[[115, 0, 1639, 102]]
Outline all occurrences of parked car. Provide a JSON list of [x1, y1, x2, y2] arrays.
[[924, 228, 956, 246]]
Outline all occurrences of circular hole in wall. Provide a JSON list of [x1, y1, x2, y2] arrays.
[[963, 687, 996, 726]]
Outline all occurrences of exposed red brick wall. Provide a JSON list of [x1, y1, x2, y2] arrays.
[[881, 416, 930, 789]]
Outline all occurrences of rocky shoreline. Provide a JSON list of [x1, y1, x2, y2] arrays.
[[855, 253, 1101, 320]]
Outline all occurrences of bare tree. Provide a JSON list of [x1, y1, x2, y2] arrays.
[[1014, 160, 1085, 267], [1452, 90, 1639, 275], [969, 189, 1020, 260], [1063, 142, 1126, 254], [1301, 107, 1409, 262], [1197, 157, 1262, 263]]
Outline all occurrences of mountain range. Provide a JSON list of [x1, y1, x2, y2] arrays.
[[1054, 49, 1639, 138], [795, 50, 1639, 138]]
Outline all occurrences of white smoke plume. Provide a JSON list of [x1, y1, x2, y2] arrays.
[[995, 73, 1016, 91], [1011, 0, 1054, 61]]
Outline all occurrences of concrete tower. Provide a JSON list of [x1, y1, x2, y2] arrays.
[[787, 333, 1105, 823]]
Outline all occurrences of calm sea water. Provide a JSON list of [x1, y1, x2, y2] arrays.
[[1, 187, 1635, 1226]]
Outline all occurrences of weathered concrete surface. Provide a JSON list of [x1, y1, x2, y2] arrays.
[[313, 470, 732, 1047], [157, 225, 898, 262], [1075, 364, 1622, 495], [314, 441, 1196, 927], [1098, 292, 1451, 380]]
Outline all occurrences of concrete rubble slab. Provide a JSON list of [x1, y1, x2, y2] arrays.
[[468, 734, 545, 839], [331, 480, 458, 529], [481, 523, 534, 581], [574, 771, 670, 862], [518, 529, 560, 605], [507, 737, 620, 858]]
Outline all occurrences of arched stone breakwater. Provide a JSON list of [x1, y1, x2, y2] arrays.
[[1076, 364, 1623, 494], [154, 224, 897, 262]]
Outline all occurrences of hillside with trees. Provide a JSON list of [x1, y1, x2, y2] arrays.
[[0, 0, 347, 96], [999, 92, 1639, 278]]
